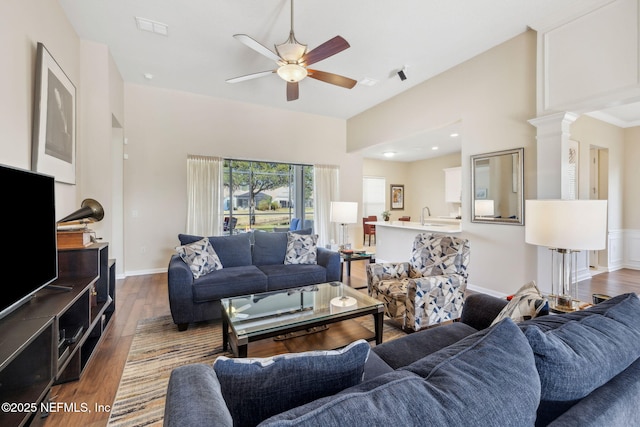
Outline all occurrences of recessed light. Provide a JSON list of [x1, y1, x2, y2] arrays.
[[450, 133, 459, 138], [432, 146, 439, 151], [383, 151, 396, 158], [143, 73, 154, 80]]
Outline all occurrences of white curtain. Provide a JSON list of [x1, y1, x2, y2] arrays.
[[313, 164, 340, 247], [186, 155, 223, 236]]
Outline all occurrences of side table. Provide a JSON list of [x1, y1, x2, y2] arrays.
[[340, 252, 375, 280], [549, 299, 594, 314]]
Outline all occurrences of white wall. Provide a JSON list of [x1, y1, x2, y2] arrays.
[[0, 4, 124, 273], [349, 31, 539, 295], [123, 84, 361, 274], [0, 1, 80, 217], [624, 127, 640, 230], [623, 126, 640, 270], [536, 0, 640, 115], [78, 40, 125, 254]]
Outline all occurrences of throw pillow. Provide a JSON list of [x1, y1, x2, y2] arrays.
[[213, 339, 370, 427], [523, 293, 640, 403], [178, 233, 252, 267], [491, 281, 547, 326], [284, 232, 318, 265], [175, 237, 223, 279], [261, 319, 540, 427]]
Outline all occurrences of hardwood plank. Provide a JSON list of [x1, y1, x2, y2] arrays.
[[41, 263, 639, 427], [282, 320, 374, 353]]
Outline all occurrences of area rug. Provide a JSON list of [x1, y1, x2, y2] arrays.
[[107, 315, 406, 426]]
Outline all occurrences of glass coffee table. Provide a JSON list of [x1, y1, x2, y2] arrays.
[[221, 282, 384, 357]]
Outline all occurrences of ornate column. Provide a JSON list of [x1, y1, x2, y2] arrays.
[[528, 112, 579, 200], [528, 112, 593, 295]]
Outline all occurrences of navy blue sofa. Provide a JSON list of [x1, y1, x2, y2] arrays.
[[164, 292, 640, 426], [167, 231, 341, 331]]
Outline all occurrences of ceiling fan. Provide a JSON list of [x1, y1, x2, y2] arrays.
[[226, 0, 357, 101]]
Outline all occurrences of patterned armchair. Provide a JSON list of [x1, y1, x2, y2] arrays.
[[367, 233, 470, 331]]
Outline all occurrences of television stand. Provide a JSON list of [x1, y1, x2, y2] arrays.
[[0, 242, 116, 426], [46, 284, 73, 291]]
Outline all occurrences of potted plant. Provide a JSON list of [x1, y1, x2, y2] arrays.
[[381, 210, 391, 221]]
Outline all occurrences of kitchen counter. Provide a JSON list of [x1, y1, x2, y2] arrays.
[[369, 219, 461, 232], [368, 220, 462, 263]]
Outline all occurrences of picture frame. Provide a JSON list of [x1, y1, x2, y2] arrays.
[[390, 184, 404, 210], [32, 42, 76, 184], [475, 187, 487, 199]]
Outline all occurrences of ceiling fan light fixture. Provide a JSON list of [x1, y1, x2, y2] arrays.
[[277, 63, 308, 83], [276, 41, 307, 63]]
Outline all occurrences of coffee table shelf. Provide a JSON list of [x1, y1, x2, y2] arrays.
[[221, 282, 383, 357]]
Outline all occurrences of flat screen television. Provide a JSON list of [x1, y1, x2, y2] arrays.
[[0, 164, 57, 320]]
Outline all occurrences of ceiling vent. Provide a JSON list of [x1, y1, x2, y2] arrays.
[[135, 17, 168, 36]]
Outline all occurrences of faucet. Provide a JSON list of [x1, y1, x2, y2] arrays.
[[421, 206, 431, 225]]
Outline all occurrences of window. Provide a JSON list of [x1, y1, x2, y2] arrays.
[[363, 176, 385, 219], [223, 160, 314, 233]]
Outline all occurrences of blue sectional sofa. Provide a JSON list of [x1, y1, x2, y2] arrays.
[[167, 231, 341, 331], [164, 292, 640, 426]]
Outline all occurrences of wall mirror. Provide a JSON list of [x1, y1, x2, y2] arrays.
[[471, 147, 524, 225]]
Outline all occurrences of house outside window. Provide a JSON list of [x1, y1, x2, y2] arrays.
[[223, 159, 313, 233]]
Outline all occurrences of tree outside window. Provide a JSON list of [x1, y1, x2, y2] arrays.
[[223, 160, 313, 233]]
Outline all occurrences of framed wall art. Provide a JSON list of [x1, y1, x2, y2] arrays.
[[32, 42, 76, 184], [390, 184, 404, 210]]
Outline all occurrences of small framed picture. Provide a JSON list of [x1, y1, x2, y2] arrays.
[[390, 184, 404, 210], [475, 188, 487, 199], [32, 42, 77, 184]]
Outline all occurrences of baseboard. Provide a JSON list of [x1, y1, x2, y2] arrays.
[[466, 283, 507, 298], [123, 267, 167, 277]]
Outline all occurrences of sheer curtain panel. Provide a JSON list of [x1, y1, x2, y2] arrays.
[[186, 155, 223, 236], [313, 164, 340, 247]]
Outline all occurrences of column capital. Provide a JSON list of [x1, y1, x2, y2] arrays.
[[528, 112, 579, 136]]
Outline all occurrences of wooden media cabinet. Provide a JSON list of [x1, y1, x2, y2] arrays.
[[0, 243, 115, 427]]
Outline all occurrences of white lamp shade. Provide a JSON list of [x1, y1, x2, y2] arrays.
[[276, 63, 308, 82], [525, 200, 607, 250], [475, 199, 495, 217], [330, 201, 358, 224]]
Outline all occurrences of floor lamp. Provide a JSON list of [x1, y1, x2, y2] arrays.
[[330, 201, 358, 251], [525, 200, 607, 311]]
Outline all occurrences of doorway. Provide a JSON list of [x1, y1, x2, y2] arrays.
[[112, 116, 124, 276], [589, 146, 608, 270]]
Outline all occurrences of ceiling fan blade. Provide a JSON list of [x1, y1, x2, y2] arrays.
[[226, 70, 275, 83], [233, 34, 281, 62], [287, 81, 299, 101], [307, 69, 357, 89], [302, 36, 350, 66]]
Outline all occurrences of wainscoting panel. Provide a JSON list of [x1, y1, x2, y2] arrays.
[[609, 229, 625, 271], [576, 250, 592, 283], [625, 229, 640, 270]]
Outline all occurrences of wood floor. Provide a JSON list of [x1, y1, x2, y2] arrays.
[[41, 262, 640, 427]]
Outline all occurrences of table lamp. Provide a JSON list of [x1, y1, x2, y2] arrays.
[[525, 199, 607, 310], [474, 199, 495, 217], [330, 201, 358, 250]]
